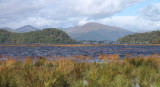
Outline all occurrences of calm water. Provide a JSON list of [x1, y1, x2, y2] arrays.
[[0, 45, 160, 60]]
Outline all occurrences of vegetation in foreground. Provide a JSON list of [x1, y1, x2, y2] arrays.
[[0, 55, 160, 87], [0, 28, 76, 44], [118, 30, 160, 44]]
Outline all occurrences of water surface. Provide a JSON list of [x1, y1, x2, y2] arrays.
[[0, 45, 160, 60]]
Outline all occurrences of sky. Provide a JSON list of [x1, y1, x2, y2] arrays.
[[0, 0, 160, 32]]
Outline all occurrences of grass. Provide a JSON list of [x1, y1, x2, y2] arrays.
[[0, 55, 160, 87]]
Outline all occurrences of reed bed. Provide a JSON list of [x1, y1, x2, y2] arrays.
[[0, 55, 160, 87]]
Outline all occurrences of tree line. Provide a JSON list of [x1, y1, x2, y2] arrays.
[[0, 28, 76, 44], [118, 30, 160, 44]]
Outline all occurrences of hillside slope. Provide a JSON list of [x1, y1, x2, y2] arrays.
[[66, 22, 133, 41], [16, 25, 39, 33], [0, 27, 15, 32], [0, 25, 40, 33], [0, 28, 75, 44], [118, 30, 160, 44]]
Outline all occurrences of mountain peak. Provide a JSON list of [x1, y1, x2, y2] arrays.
[[19, 25, 37, 29], [80, 22, 105, 27], [23, 25, 34, 27], [16, 25, 39, 33], [67, 22, 134, 41], [0, 27, 15, 32], [85, 22, 100, 25]]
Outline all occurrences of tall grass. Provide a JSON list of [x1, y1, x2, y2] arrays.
[[0, 55, 160, 87]]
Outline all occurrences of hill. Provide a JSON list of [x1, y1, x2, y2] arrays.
[[15, 25, 39, 33], [66, 22, 133, 41], [118, 30, 160, 44], [0, 25, 39, 33], [0, 27, 15, 32], [0, 28, 75, 44]]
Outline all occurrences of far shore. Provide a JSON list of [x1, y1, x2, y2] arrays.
[[0, 44, 160, 47]]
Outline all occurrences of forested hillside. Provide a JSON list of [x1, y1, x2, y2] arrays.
[[0, 28, 76, 44], [118, 30, 160, 44]]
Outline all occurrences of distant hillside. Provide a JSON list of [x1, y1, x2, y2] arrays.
[[66, 22, 133, 41], [0, 25, 39, 33], [0, 28, 75, 44], [118, 30, 160, 44], [16, 25, 39, 33], [0, 27, 15, 32]]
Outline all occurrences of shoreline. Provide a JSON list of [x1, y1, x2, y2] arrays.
[[0, 44, 160, 47]]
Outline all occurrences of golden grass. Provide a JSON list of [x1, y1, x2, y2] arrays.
[[0, 55, 160, 86], [98, 54, 119, 61], [71, 55, 93, 60]]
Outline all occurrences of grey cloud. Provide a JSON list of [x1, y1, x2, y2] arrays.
[[0, 0, 143, 28], [45, 0, 144, 19], [139, 3, 160, 21], [96, 16, 160, 32]]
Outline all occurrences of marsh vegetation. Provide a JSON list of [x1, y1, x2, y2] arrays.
[[0, 55, 160, 87]]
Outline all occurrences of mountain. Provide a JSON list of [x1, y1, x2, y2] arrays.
[[0, 27, 15, 32], [16, 25, 39, 33], [0, 28, 76, 44], [118, 30, 160, 44], [0, 25, 40, 33], [66, 22, 134, 41]]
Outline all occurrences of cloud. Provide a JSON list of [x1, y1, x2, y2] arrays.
[[0, 0, 47, 18], [39, 0, 144, 19], [96, 16, 160, 32], [139, 3, 160, 21], [1, 0, 159, 32], [0, 0, 144, 28]]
